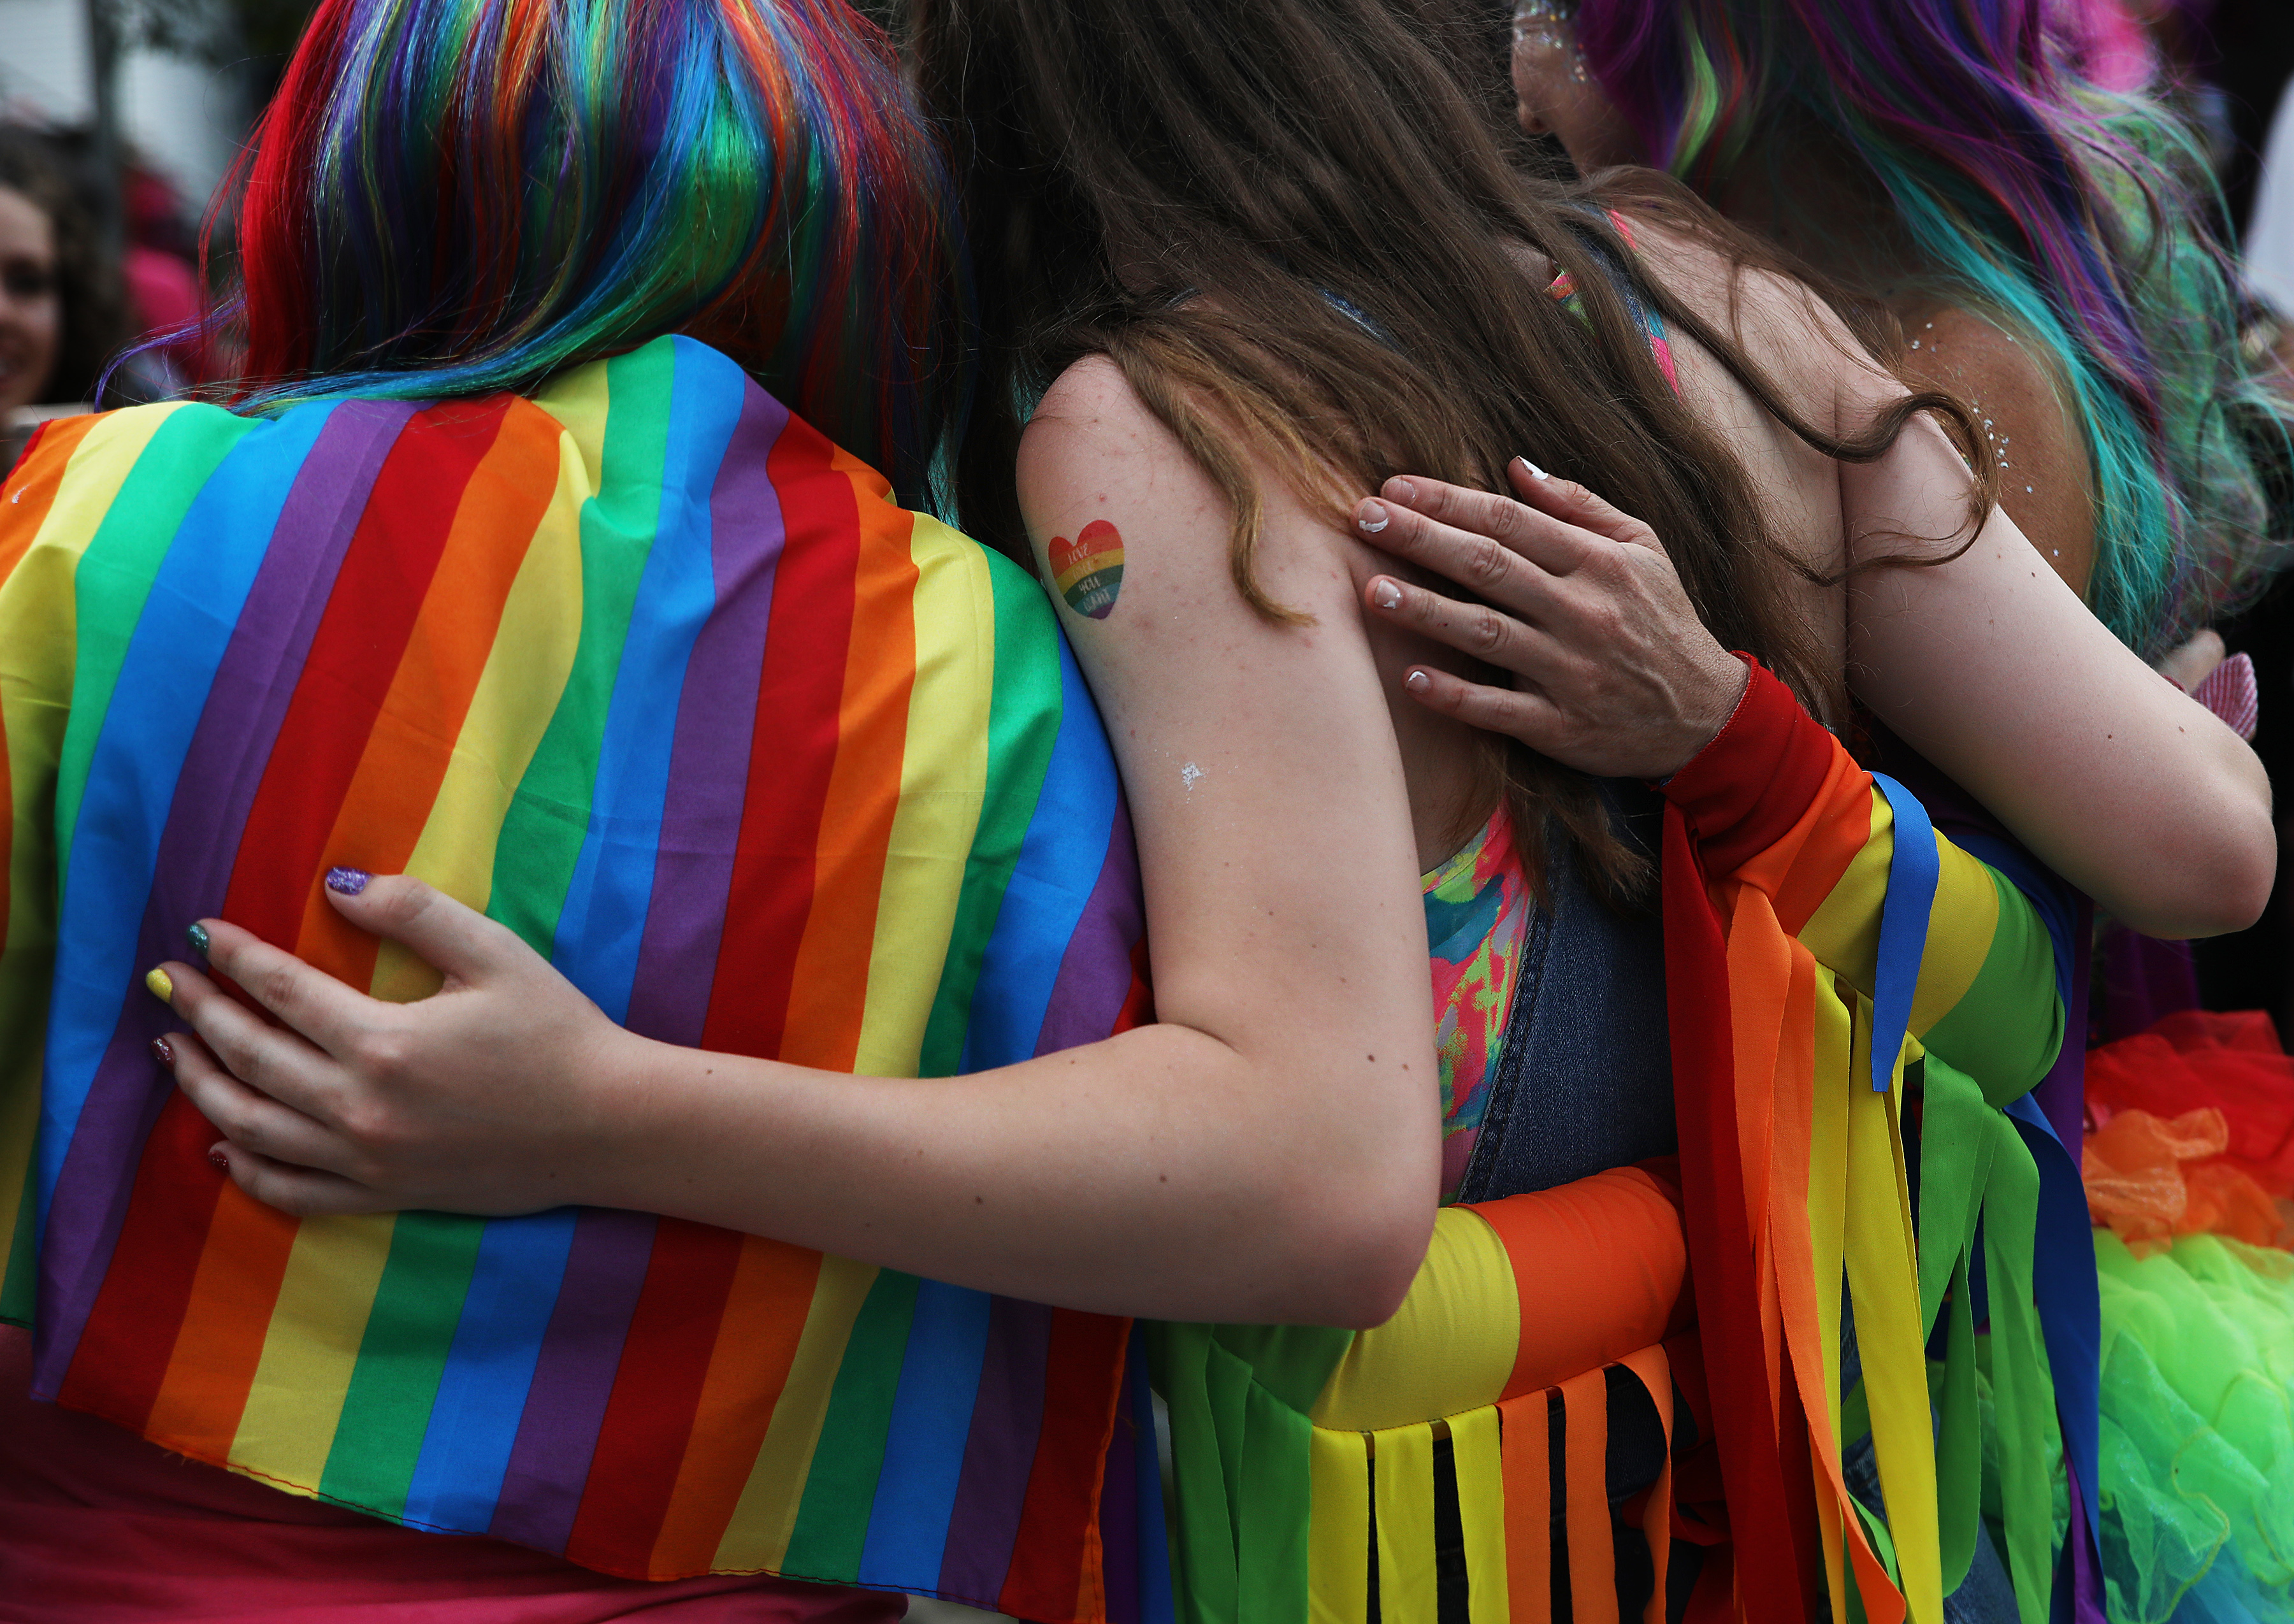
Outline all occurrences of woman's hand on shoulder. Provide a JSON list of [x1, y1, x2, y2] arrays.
[[149, 876, 640, 1217], [1355, 459, 1749, 780]]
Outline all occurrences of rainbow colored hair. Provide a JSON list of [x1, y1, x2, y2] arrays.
[[214, 0, 967, 505], [1575, 0, 2291, 655]]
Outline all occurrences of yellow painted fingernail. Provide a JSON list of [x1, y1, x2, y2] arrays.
[[145, 966, 174, 1004]]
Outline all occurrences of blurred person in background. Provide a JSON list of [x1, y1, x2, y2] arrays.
[[34, 127, 230, 395], [0, 126, 131, 464]]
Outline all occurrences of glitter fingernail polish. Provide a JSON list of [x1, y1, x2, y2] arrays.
[[326, 866, 372, 897], [187, 922, 210, 958]]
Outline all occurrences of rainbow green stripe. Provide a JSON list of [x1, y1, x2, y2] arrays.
[[0, 335, 1159, 1619]]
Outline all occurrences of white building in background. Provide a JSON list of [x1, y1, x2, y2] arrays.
[[2249, 93, 2294, 319], [0, 0, 247, 215]]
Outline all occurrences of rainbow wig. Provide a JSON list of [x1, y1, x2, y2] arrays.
[[1574, 0, 2291, 656], [215, 0, 967, 505]]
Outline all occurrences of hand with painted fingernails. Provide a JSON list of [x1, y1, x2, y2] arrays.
[[1358, 457, 1749, 782], [142, 868, 642, 1218]]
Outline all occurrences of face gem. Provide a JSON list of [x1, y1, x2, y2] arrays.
[[1050, 519, 1126, 621]]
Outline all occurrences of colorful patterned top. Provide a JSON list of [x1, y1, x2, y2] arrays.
[[1421, 807, 1533, 1202], [1547, 211, 1682, 392], [0, 336, 1165, 1623]]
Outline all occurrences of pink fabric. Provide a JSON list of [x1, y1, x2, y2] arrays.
[[0, 1325, 904, 1623], [2191, 651, 2259, 740], [122, 248, 200, 335], [120, 247, 225, 385], [2056, 0, 2156, 92]]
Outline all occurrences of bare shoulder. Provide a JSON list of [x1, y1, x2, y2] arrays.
[[1016, 353, 1357, 642], [1621, 216, 1899, 433], [1899, 304, 2096, 591], [1017, 354, 1250, 538], [1018, 354, 1167, 494], [1899, 306, 2074, 459], [1016, 356, 1220, 616]]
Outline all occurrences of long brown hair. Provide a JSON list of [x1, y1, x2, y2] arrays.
[[904, 0, 1990, 898]]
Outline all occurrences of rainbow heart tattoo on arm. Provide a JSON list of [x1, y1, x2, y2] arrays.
[[1050, 519, 1125, 619]]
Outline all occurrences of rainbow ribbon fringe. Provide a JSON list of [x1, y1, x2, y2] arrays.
[[1661, 668, 2069, 1624]]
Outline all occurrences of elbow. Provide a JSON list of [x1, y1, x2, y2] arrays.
[[1274, 1168, 1437, 1330], [1318, 1223, 1431, 1331], [2114, 813, 2277, 940], [1303, 1240, 1427, 1332], [2192, 833, 2277, 938], [2214, 831, 2279, 937]]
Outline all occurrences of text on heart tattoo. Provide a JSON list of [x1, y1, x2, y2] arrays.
[[1049, 519, 1125, 620]]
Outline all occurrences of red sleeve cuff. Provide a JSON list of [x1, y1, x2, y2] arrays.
[[1659, 657, 1845, 876]]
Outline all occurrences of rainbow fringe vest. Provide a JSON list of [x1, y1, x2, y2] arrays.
[[1150, 668, 2082, 1624], [0, 336, 1167, 1621]]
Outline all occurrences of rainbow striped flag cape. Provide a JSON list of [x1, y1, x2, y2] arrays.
[[1146, 666, 2077, 1624], [0, 335, 1169, 1620]]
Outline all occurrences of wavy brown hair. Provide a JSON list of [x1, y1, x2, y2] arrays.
[[904, 0, 1991, 898]]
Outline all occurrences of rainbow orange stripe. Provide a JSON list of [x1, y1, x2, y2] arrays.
[[0, 336, 1165, 1619]]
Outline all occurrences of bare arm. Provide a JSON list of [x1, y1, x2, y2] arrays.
[[1372, 440, 2271, 938], [1837, 406, 2272, 938], [155, 359, 1441, 1328]]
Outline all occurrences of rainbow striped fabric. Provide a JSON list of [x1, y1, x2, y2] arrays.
[[1661, 665, 2070, 1624], [1148, 666, 2073, 1624], [0, 335, 1164, 1619]]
